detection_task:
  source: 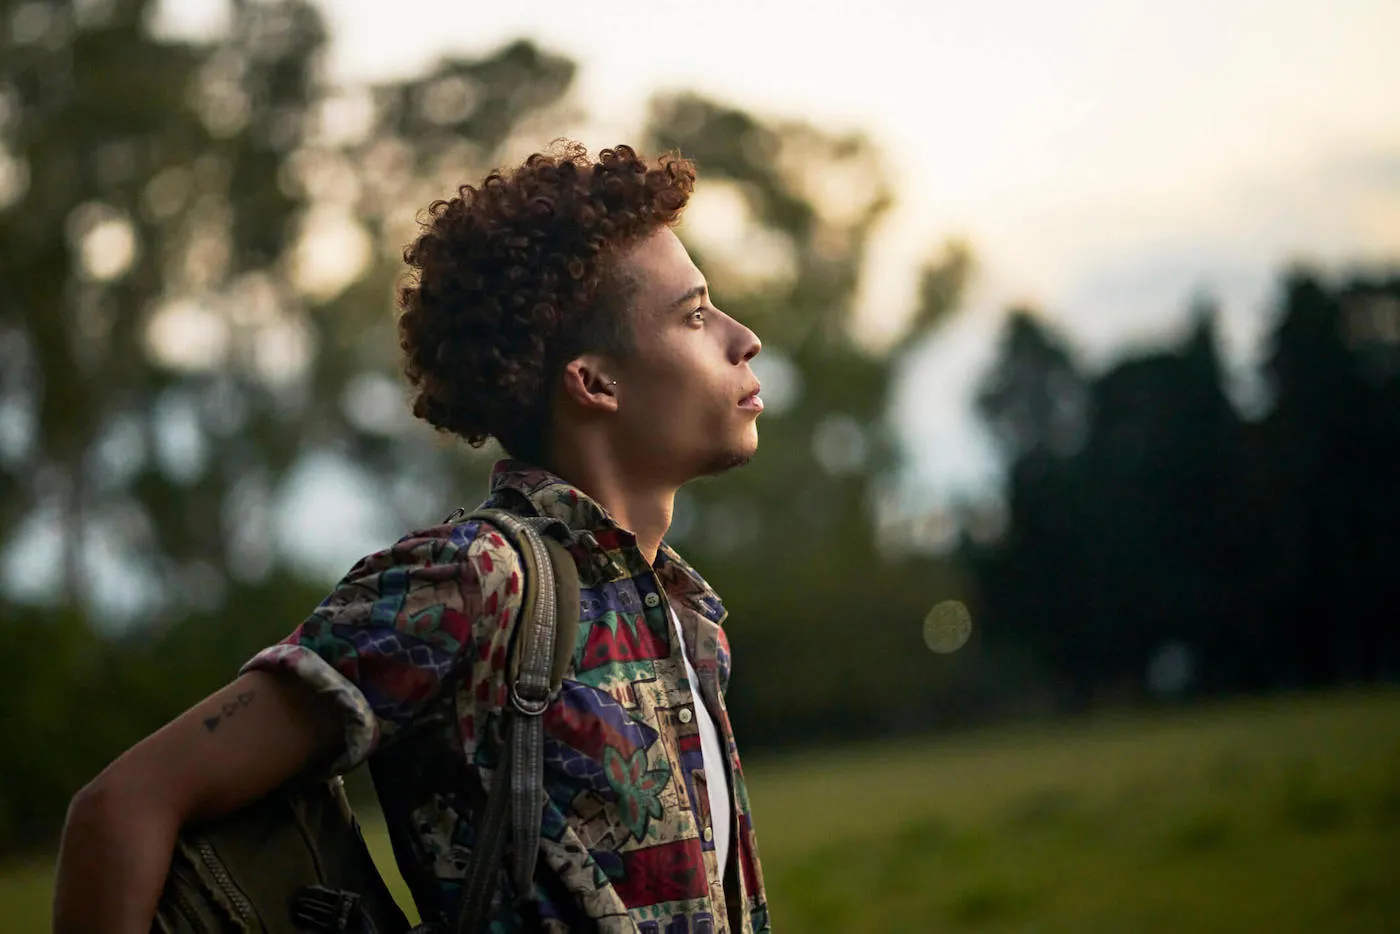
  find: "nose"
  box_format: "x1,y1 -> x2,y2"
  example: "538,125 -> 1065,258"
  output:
736,322 -> 761,364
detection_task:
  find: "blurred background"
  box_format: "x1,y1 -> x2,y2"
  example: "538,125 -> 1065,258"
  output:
2,0 -> 1398,930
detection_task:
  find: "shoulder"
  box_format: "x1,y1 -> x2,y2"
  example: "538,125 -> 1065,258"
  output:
341,515 -> 523,581
451,516 -> 525,617
304,516 -> 526,640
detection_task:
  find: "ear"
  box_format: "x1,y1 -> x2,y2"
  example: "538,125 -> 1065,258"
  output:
560,356 -> 619,413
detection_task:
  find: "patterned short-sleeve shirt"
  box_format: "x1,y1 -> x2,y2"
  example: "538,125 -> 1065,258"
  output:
242,460 -> 771,933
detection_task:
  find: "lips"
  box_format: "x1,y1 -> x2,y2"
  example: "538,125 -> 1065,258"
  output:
738,383 -> 763,412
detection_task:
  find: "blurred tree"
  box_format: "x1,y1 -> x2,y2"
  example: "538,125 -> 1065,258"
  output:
0,0 -> 338,842
969,270 -> 1400,709
971,312 -> 1092,704
0,1 -> 577,628
0,0 -> 577,850
976,309 -> 1088,462
1074,310 -> 1237,698
1252,271 -> 1400,685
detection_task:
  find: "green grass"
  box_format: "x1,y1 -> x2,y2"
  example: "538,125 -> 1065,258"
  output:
746,689 -> 1400,933
9,689 -> 1400,932
0,859 -> 53,933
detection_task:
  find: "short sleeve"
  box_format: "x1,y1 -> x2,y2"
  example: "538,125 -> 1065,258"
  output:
241,518 -> 524,775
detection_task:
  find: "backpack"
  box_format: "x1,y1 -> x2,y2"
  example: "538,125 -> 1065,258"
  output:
153,510 -> 581,934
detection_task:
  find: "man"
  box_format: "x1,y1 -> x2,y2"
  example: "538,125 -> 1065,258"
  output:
53,143 -> 771,933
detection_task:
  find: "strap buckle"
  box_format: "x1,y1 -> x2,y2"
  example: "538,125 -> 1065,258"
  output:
509,682 -> 550,716
290,885 -> 361,933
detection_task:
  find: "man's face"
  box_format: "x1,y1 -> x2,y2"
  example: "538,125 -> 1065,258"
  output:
609,227 -> 764,483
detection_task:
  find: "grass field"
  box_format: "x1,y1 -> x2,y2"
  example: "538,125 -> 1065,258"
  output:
5,689 -> 1398,932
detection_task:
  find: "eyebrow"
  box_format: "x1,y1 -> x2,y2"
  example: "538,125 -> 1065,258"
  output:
668,284 -> 708,309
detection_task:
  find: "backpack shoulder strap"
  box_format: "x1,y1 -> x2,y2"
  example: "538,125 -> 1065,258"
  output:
452,508 -> 579,933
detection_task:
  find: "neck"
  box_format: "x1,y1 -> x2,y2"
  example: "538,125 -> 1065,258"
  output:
543,445 -> 676,565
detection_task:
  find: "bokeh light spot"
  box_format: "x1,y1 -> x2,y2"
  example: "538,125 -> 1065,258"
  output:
924,600 -> 972,654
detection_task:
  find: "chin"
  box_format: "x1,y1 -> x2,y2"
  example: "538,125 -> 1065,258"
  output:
700,434 -> 758,477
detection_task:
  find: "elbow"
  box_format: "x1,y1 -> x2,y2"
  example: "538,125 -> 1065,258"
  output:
65,765 -> 171,839
57,775 -> 130,892
55,772 -> 183,934
63,773 -> 130,842
70,762 -> 136,815
58,767 -> 182,875
70,771 -> 118,813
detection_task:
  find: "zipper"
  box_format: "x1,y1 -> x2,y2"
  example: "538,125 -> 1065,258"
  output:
194,837 -> 257,925
172,885 -> 213,934
160,857 -> 218,934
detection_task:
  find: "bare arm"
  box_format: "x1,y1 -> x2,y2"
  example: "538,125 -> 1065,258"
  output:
52,670 -> 343,934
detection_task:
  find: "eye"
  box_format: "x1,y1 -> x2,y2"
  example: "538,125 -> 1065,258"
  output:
689,308 -> 706,325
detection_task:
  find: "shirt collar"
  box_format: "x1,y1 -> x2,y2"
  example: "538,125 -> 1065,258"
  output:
487,459 -> 727,626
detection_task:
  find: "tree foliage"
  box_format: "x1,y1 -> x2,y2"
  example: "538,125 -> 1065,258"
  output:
969,271 -> 1400,705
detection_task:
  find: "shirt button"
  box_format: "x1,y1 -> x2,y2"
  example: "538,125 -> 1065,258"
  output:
644,592 -> 661,608
678,708 -> 693,724
703,827 -> 713,843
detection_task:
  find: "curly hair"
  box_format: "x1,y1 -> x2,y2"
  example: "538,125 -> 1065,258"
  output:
397,141 -> 696,462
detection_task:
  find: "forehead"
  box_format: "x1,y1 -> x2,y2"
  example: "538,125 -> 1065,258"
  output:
614,228 -> 703,309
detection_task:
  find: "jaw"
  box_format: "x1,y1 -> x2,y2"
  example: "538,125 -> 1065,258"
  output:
698,447 -> 755,478
618,402 -> 759,482
696,422 -> 758,477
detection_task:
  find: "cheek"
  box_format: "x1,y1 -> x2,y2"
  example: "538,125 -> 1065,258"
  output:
630,374 -> 721,445
623,340 -> 731,434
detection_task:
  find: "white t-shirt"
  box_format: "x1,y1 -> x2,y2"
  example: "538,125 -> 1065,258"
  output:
668,605 -> 731,878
